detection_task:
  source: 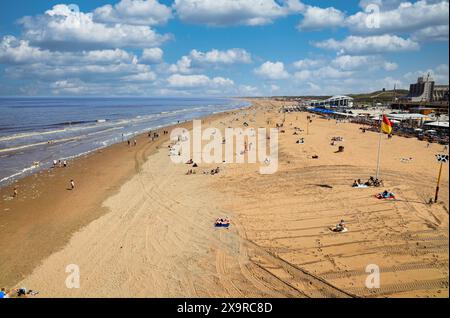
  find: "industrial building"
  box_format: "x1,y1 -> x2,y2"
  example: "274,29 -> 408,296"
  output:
404,74 -> 449,102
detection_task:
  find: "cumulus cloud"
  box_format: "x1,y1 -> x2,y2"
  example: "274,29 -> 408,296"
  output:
332,55 -> 398,71
167,74 -> 234,88
122,71 -> 157,82
0,36 -> 138,66
7,63 -> 152,81
314,34 -> 420,54
412,24 -> 449,42
168,56 -> 193,74
298,6 -> 345,30
167,48 -> 252,74
173,0 -> 304,26
140,48 -> 164,64
403,63 -> 449,84
238,85 -> 261,96
18,4 -> 171,50
0,36 -> 51,64
348,1 -> 449,37
293,58 -> 323,69
93,0 -> 172,26
189,48 -> 252,65
254,61 -> 290,79
293,70 -> 312,81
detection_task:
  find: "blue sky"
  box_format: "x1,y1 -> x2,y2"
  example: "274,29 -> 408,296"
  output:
0,0 -> 448,96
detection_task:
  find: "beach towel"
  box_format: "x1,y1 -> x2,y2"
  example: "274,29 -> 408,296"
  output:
215,223 -> 230,228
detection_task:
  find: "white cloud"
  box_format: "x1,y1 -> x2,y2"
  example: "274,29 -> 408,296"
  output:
403,63 -> 449,84
314,34 -> 420,54
50,79 -> 85,94
122,71 -> 157,82
298,6 -> 345,30
238,85 -> 260,96
0,36 -> 50,64
173,0 -> 304,26
167,48 -> 252,74
383,61 -> 398,71
254,61 -> 290,79
412,24 -> 449,42
332,55 -> 397,71
83,49 -> 137,64
270,84 -> 280,91
168,56 -> 193,74
358,0 -> 404,10
189,48 -> 252,65
314,66 -> 353,79
7,63 -> 152,81
141,48 -> 164,64
0,36 -> 138,66
293,58 -> 322,69
167,74 -> 234,88
347,1 -> 449,37
93,0 -> 172,26
19,4 -> 171,50
294,70 -> 312,81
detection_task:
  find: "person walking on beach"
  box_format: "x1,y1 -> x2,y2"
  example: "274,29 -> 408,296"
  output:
13,187 -> 18,198
134,139 -> 137,147
127,140 -> 131,147
63,160 -> 67,167
70,179 -> 75,190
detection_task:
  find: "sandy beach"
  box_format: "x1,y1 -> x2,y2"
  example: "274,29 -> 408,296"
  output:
0,99 -> 448,298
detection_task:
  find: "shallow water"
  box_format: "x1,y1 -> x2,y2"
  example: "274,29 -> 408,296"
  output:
0,97 -> 249,186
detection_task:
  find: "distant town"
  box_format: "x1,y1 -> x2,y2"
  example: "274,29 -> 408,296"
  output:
275,75 -> 449,145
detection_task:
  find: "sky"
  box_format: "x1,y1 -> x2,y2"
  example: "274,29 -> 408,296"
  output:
0,0 -> 448,97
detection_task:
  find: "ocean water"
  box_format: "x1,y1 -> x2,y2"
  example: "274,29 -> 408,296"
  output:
0,97 -> 249,186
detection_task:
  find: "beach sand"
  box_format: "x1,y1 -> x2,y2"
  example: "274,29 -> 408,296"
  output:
1,99 -> 448,297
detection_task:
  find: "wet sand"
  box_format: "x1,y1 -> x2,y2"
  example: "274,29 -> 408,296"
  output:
1,99 -> 448,297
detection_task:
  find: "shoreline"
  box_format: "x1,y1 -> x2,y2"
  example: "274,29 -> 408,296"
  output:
0,103 -> 251,288
0,99 -> 250,189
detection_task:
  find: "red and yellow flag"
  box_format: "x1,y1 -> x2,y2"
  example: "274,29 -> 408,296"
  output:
381,115 -> 393,134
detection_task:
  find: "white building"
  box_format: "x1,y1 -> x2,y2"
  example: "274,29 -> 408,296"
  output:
310,95 -> 354,108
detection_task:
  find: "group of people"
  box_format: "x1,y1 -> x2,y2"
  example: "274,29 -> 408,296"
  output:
353,176 -> 383,188
0,287 -> 38,298
215,218 -> 230,228
53,159 -> 68,168
204,167 -> 220,175
127,139 -> 137,147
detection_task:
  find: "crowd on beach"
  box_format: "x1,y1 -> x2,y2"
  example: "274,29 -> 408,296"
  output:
0,287 -> 38,298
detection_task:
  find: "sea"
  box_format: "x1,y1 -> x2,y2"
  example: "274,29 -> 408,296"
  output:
0,97 -> 249,187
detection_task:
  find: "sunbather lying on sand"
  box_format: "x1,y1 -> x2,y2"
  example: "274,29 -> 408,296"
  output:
330,219 -> 347,233
352,179 -> 368,188
375,190 -> 396,199
215,218 -> 231,228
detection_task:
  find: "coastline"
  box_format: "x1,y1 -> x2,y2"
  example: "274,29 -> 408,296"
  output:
0,98 -> 250,188
0,104 -> 250,288
1,98 -> 448,297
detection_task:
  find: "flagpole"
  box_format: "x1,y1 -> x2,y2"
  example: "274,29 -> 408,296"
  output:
375,111 -> 384,179
434,161 -> 444,203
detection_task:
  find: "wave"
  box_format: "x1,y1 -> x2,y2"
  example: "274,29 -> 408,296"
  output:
0,106 -> 220,142
0,165 -> 39,184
